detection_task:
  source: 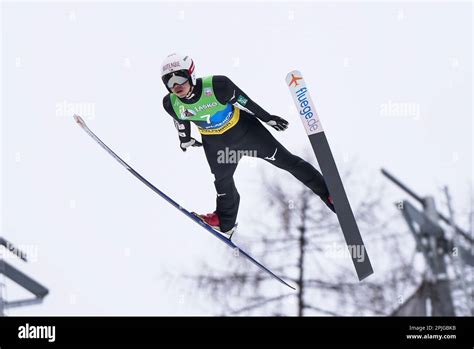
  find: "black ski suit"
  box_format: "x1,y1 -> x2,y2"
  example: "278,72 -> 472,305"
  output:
163,75 -> 333,232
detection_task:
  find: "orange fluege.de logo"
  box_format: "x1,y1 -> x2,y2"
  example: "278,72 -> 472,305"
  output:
288,73 -> 303,87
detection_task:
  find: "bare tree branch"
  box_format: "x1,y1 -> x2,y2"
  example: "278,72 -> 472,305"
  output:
173,160 -> 466,316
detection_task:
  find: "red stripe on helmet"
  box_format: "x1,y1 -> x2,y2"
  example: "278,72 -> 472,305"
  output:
188,60 -> 195,74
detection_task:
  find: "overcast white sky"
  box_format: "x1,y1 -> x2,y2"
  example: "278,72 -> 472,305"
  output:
1,1 -> 471,315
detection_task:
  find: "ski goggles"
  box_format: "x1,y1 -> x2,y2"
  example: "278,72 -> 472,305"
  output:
162,72 -> 189,89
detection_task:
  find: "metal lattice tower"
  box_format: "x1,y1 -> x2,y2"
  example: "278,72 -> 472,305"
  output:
382,169 -> 473,316
0,237 -> 49,316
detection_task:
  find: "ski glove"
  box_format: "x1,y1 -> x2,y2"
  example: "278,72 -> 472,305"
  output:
180,138 -> 202,152
266,115 -> 289,131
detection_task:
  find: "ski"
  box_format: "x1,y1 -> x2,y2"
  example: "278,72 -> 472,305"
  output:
285,71 -> 374,281
73,114 -> 295,290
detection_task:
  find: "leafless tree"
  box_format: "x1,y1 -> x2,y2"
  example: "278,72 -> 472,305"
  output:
171,160 -> 469,316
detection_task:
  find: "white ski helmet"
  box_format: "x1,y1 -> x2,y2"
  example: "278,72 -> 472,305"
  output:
161,53 -> 196,91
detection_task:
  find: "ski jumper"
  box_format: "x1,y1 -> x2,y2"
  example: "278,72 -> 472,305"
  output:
163,75 -> 331,232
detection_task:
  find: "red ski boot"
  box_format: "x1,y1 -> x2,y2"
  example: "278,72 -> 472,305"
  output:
192,211 -> 237,238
